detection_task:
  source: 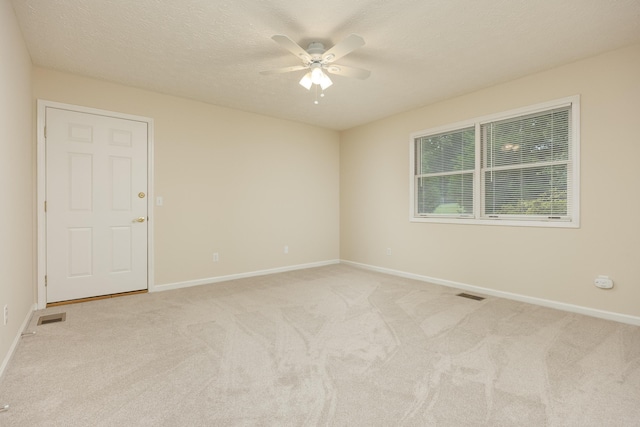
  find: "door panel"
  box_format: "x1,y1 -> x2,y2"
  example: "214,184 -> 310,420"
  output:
110,226 -> 132,273
69,153 -> 93,211
46,107 -> 148,302
110,156 -> 132,211
68,228 -> 93,277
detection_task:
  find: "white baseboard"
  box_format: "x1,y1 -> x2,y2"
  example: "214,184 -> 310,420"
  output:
0,303 -> 36,380
153,259 -> 341,293
341,260 -> 640,326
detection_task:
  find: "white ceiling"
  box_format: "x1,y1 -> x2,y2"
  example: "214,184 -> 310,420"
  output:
10,0 -> 640,130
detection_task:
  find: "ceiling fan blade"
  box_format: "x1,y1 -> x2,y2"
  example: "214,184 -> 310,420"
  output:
322,34 -> 365,62
260,65 -> 308,75
325,64 -> 371,80
271,35 -> 311,62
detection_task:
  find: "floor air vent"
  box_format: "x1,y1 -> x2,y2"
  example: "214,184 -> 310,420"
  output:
456,293 -> 485,301
37,313 -> 66,325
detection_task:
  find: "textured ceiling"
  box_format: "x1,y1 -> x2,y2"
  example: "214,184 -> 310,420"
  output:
10,0 -> 640,130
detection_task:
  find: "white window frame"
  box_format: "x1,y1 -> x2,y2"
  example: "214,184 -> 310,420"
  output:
409,96 -> 580,228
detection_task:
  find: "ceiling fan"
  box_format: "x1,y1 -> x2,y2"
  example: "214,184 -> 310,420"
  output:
260,34 -> 371,92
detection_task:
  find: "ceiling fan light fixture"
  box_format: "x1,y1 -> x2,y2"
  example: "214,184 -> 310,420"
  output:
299,72 -> 312,90
310,66 -> 324,84
320,73 -> 333,90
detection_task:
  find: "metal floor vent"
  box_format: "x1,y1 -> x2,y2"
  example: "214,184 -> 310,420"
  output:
456,292 -> 486,301
37,313 -> 66,325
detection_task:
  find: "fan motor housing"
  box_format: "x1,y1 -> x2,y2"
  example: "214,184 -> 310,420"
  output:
306,42 -> 326,59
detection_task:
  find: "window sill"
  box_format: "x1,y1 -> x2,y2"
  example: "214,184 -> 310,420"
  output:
410,216 -> 580,228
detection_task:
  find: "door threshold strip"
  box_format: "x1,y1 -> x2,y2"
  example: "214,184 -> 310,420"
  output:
46,289 -> 148,307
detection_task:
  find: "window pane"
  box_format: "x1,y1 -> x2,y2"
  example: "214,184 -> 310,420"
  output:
417,173 -> 473,215
483,108 -> 569,168
484,164 -> 568,216
418,127 -> 475,174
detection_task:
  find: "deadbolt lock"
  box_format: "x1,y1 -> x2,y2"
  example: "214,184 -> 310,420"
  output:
138,192 -> 146,198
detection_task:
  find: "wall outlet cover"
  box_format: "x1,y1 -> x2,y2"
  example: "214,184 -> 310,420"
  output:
594,275 -> 613,289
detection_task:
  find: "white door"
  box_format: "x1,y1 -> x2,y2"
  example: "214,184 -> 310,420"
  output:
45,107 -> 148,303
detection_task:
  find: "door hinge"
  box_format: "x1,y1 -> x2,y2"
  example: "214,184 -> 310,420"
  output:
44,201 -> 47,212
44,126 -> 47,139
45,275 -> 48,286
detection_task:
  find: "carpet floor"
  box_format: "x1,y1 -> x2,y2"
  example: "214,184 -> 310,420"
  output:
1,264 -> 639,426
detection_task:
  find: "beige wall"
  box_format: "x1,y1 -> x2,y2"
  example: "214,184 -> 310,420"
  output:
340,43 -> 640,317
0,0 -> 34,369
33,68 -> 340,286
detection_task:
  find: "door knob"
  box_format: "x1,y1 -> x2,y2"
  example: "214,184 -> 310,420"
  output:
134,217 -> 145,223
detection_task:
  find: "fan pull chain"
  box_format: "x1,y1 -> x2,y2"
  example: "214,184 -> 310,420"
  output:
312,86 -> 327,105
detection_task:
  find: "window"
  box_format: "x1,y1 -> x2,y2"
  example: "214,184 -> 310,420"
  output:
410,96 -> 579,227
414,127 -> 475,217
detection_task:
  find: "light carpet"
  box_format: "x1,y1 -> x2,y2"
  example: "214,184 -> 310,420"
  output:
1,264 -> 639,426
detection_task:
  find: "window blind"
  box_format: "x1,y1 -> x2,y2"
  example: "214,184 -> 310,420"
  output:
481,107 -> 571,219
415,127 -> 475,216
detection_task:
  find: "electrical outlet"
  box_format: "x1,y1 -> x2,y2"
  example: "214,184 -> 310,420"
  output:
594,275 -> 613,289
3,305 -> 7,326
284,245 -> 289,254
213,252 -> 219,262
386,248 -> 392,256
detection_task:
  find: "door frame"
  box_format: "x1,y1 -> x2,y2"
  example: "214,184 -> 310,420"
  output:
36,100 -> 155,309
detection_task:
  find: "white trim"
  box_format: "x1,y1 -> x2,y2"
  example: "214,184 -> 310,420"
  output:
36,100 -> 155,309
0,304 -> 36,379
154,260 -> 341,292
37,102 -> 46,309
570,97 -> 581,227
409,217 -> 578,228
341,260 -> 640,326
146,119 -> 156,293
